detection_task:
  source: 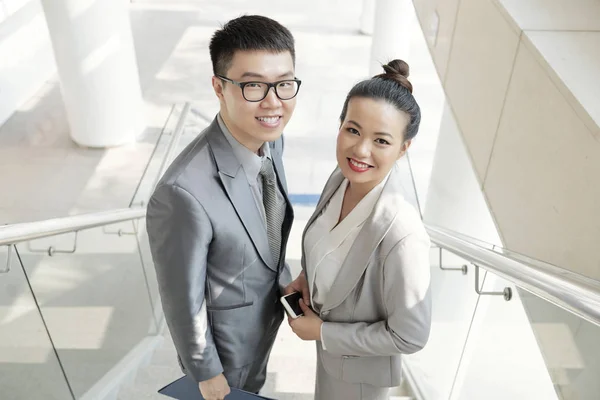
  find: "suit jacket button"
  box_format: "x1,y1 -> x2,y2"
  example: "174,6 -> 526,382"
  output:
321,311 -> 329,317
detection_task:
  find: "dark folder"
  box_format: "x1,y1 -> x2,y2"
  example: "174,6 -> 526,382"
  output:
158,376 -> 275,400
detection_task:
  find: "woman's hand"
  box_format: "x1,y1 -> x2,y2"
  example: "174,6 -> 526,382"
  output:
289,299 -> 323,341
284,271 -> 310,306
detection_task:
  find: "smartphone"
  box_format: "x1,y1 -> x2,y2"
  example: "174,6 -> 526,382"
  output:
280,291 -> 304,319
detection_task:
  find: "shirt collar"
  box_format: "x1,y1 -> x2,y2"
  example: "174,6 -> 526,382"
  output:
328,171 -> 390,228
217,113 -> 271,183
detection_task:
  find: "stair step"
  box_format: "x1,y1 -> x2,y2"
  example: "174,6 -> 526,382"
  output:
148,345 -> 178,366
114,325 -> 415,400
117,383 -> 166,400
132,364 -> 182,391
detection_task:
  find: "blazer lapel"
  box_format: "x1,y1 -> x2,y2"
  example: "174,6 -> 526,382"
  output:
270,139 -> 292,219
270,142 -> 288,193
300,168 -> 346,274
270,140 -> 294,266
207,123 -> 276,271
322,166 -> 403,311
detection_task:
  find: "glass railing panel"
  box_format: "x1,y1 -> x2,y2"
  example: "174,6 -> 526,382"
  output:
130,103 -> 207,209
450,272 -> 559,400
397,138 -> 478,399
129,104 -> 182,208
0,245 -> 74,400
520,287 -> 600,399
14,220 -> 157,398
396,155 -> 423,216
403,248 -> 479,399
127,103 -> 206,332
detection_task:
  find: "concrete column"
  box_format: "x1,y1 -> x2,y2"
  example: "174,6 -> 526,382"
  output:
369,0 -> 414,76
40,0 -> 144,147
359,0 -> 375,35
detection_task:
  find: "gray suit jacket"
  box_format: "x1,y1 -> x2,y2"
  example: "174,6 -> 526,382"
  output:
303,165 -> 431,388
146,117 -> 294,382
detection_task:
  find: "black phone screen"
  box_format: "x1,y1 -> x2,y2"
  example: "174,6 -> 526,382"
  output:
283,292 -> 303,316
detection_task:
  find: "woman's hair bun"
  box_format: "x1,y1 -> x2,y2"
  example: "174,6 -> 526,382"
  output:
378,59 -> 413,93
383,59 -> 409,78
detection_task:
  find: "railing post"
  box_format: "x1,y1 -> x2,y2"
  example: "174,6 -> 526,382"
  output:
1,245 -> 13,273
438,246 -> 468,274
474,264 -> 512,301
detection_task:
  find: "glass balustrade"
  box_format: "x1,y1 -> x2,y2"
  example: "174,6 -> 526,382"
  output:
0,104 -> 188,399
0,244 -> 74,399
14,221 -> 157,398
403,246 -> 600,400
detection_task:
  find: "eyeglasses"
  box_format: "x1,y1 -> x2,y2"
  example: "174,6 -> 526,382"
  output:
216,75 -> 302,102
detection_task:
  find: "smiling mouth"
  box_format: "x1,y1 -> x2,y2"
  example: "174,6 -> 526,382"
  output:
348,158 -> 374,169
256,116 -> 282,124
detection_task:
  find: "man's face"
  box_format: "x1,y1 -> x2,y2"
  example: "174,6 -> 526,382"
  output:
212,50 -> 297,152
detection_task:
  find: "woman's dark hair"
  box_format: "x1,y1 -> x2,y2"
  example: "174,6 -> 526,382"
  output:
339,59 -> 421,141
209,15 -> 295,76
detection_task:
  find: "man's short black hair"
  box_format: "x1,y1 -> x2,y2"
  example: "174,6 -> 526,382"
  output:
209,15 -> 295,76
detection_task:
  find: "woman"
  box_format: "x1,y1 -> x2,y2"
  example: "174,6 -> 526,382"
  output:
285,59 -> 432,400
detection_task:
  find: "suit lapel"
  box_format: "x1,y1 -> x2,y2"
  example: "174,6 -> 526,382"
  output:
300,168 -> 346,275
270,139 -> 291,218
321,166 -> 402,311
207,123 -> 276,271
271,144 -> 288,193
270,140 -> 294,265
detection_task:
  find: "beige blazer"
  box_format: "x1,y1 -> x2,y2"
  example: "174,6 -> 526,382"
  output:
302,165 -> 432,388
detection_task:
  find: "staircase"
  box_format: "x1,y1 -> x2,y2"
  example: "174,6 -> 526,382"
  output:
116,329 -> 182,399
114,325 -> 414,399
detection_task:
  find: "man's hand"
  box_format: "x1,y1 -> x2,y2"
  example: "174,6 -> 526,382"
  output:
284,271 -> 310,306
199,373 -> 230,400
289,299 -> 323,341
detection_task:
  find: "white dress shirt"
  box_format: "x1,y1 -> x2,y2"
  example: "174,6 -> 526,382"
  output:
304,174 -> 389,348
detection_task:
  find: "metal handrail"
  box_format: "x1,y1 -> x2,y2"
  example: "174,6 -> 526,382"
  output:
3,210 -> 598,330
0,208 -> 146,246
404,146 -> 600,327
427,225 -> 600,328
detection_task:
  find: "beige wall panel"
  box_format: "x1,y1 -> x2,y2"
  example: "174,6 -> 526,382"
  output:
444,0 -> 520,181
484,42 -> 600,280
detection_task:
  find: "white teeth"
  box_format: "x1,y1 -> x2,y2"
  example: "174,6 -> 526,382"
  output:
350,159 -> 370,168
257,116 -> 279,124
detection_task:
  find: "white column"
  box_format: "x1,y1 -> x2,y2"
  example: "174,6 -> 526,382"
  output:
359,0 -> 375,35
40,0 -> 144,147
369,0 -> 415,76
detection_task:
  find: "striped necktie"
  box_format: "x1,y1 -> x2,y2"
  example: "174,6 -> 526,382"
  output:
259,158 -> 285,266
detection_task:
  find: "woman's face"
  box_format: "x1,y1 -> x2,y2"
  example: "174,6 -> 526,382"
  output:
336,97 -> 411,191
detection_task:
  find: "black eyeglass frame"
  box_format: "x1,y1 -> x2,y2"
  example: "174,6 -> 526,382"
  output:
216,75 -> 302,102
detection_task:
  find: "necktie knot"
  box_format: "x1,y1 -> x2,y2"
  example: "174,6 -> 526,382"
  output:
260,158 -> 276,184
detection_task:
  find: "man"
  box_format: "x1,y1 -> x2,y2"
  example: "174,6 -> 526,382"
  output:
146,15 -> 299,400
